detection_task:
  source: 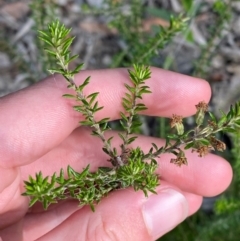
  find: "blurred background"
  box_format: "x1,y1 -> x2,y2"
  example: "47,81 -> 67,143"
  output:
1,0 -> 240,240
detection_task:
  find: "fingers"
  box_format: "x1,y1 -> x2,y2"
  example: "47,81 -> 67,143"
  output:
135,135 -> 233,197
69,67 -> 211,118
0,67 -> 211,168
22,200 -> 82,241
27,182 -> 202,241
0,220 -> 23,241
0,168 -> 28,229
21,127 -> 232,198
0,168 -> 17,192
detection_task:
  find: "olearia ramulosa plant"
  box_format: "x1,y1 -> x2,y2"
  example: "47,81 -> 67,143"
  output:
22,20 -> 240,211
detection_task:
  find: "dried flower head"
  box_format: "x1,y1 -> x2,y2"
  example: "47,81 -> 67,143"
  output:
195,101 -> 208,112
195,101 -> 208,126
208,120 -> 218,129
210,137 -> 226,152
196,145 -> 213,157
170,150 -> 188,167
170,114 -> 184,135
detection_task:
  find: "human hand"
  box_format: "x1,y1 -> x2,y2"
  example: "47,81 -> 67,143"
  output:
0,67 -> 232,241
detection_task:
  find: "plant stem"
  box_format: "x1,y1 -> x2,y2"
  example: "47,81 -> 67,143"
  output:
54,47 -> 116,159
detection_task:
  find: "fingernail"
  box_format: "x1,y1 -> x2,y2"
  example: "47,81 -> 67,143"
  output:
142,188 -> 188,239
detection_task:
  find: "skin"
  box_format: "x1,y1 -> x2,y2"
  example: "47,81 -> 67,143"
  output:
0,67 -> 232,241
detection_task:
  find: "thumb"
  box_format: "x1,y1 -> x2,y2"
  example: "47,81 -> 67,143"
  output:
37,183 -> 197,241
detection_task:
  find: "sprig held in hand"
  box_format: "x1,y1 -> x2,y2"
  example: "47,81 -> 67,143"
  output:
23,20 -> 240,211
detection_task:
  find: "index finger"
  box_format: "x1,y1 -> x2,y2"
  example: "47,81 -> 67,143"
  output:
0,67 -> 211,168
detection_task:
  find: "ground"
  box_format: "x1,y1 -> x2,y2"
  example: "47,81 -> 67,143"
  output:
1,1 -> 240,113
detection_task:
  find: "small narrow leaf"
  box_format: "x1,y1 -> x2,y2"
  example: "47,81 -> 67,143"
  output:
78,76 -> 91,92
64,54 -> 79,65
73,63 -> 84,73
198,138 -> 210,146
127,136 -> 138,144
29,197 -> 39,207
80,120 -> 93,126
62,94 -> 76,99
48,69 -> 65,75
184,142 -> 195,150
151,143 -> 159,151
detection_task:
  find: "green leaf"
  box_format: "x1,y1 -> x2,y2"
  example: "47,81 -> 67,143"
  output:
62,38 -> 75,54
77,165 -> 90,180
89,203 -> 95,212
38,30 -> 48,37
222,127 -> 237,133
78,76 -> 91,92
49,173 -> 57,187
167,134 -> 179,139
119,120 -> 127,130
48,69 -> 65,75
218,115 -> 227,127
87,92 -> 99,106
124,83 -> 135,94
25,182 -> 35,190
64,54 -> 79,65
118,132 -> 125,141
102,147 -> 109,155
36,172 -> 43,183
113,148 -> 117,156
227,109 -> 233,120
39,36 -> 54,47
44,48 -> 57,57
235,120 -> 240,125
94,106 -> 104,112
105,136 -> 113,145
73,63 -> 84,73
91,130 -> 99,136
81,98 -> 89,106
29,175 -> 36,184
98,117 -> 110,124
91,100 -> 98,110
67,165 -> 77,178
43,199 -> 49,210
127,136 -> 138,144
62,94 -> 76,99
184,142 -> 194,150
80,120 -> 93,126
73,105 -> 83,112
208,111 -> 217,123
151,143 -> 159,151
120,112 -> 128,121
128,70 -> 138,85
139,88 -> 151,95
135,103 -> 148,111
198,138 -> 210,146
29,197 -> 39,207
181,0 -> 193,11
100,122 -> 109,131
